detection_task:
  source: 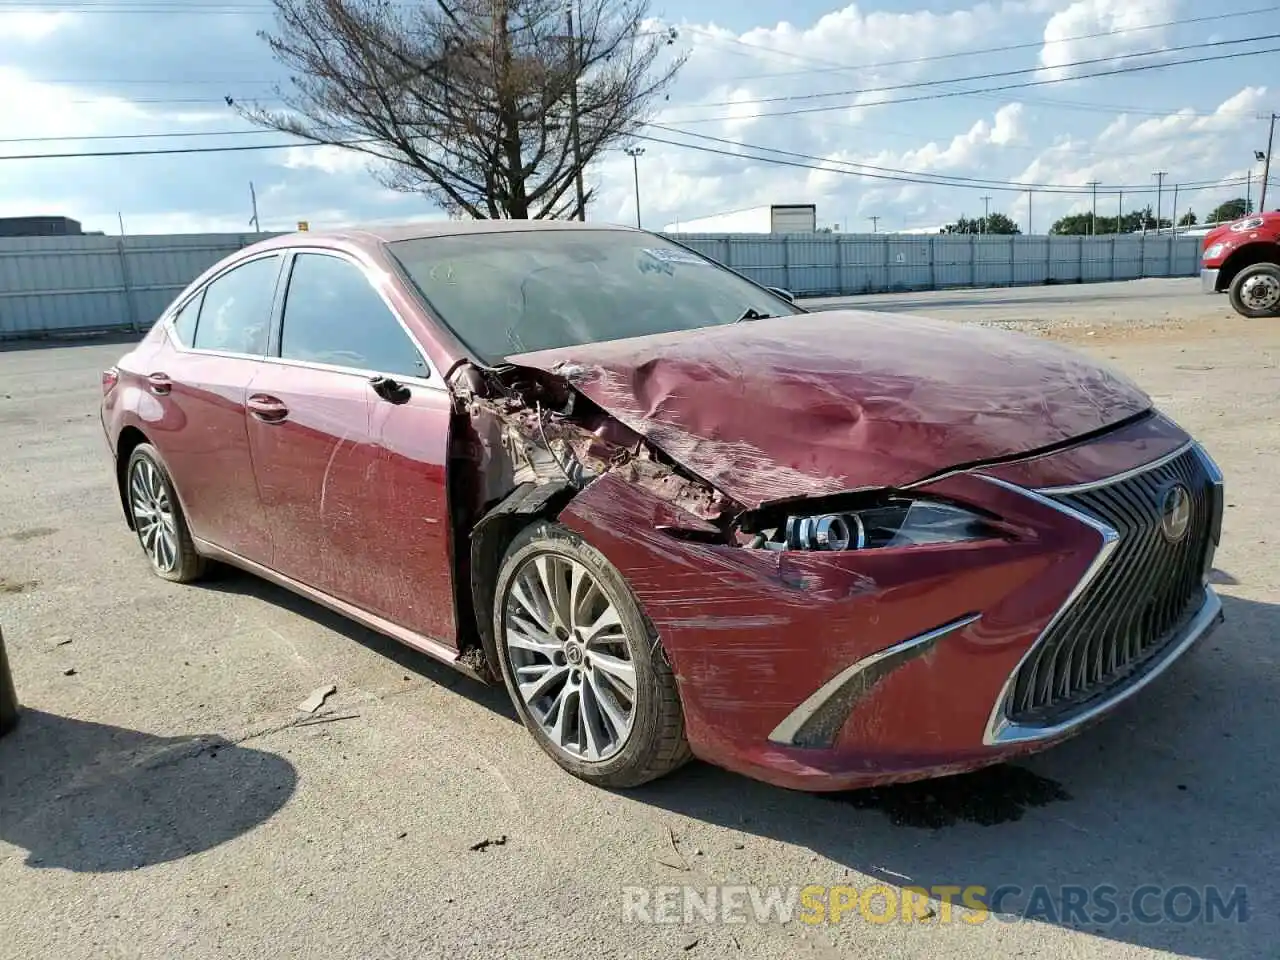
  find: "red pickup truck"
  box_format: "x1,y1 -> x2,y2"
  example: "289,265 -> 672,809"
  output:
1201,211 -> 1280,318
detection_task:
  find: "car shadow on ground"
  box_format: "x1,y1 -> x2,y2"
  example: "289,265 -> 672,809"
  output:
0,710 -> 297,872
635,593 -> 1278,958
192,568 -> 518,722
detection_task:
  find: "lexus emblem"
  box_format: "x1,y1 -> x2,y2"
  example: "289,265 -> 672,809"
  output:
1159,483 -> 1192,543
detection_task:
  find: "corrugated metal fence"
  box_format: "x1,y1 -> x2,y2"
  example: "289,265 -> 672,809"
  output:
675,232 -> 1202,295
0,229 -> 1201,341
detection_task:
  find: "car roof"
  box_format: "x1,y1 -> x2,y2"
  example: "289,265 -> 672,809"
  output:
258,219 -> 643,249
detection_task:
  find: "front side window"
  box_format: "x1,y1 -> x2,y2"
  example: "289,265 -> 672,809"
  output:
278,253 -> 427,379
386,230 -> 801,365
191,255 -> 280,355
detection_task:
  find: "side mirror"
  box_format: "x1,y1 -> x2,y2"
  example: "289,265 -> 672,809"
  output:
767,286 -> 795,303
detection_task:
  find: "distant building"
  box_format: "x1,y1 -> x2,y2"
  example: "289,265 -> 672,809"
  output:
664,204 -> 817,234
0,216 -> 84,238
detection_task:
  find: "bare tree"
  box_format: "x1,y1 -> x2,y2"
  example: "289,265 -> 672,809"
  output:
233,0 -> 683,219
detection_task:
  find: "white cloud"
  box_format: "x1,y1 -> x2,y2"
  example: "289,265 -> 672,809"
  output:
0,11 -> 74,42
1037,0 -> 1179,82
279,144 -> 374,176
0,0 -> 1273,236
896,103 -> 1027,170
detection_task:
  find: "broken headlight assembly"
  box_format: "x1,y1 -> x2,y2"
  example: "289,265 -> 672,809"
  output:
744,497 -> 1000,552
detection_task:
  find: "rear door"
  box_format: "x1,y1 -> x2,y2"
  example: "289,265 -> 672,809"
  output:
151,252 -> 282,563
246,249 -> 458,645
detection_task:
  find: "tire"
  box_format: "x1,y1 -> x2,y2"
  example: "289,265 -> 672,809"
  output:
492,521 -> 691,788
124,443 -> 206,583
1227,262 -> 1280,318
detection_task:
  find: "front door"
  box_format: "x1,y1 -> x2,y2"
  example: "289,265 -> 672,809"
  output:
246,250 -> 458,645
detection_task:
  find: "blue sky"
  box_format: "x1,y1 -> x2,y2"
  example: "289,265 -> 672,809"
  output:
0,0 -> 1275,235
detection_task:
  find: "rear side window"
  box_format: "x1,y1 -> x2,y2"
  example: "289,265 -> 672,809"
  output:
170,291 -> 203,347
191,255 -> 280,356
278,253 -> 426,378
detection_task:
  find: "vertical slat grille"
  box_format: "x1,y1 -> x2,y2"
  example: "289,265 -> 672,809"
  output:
1008,447 -> 1217,724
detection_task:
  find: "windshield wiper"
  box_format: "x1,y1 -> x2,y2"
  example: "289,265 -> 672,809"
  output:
735,307 -> 773,323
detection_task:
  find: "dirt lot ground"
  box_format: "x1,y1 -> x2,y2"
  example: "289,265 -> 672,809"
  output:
1,278 -> 1276,960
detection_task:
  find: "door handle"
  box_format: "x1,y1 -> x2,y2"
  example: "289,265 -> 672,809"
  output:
147,372 -> 172,396
247,393 -> 289,423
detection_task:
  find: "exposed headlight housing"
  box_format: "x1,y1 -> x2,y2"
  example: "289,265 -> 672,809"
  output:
1203,242 -> 1225,260
749,497 -> 999,551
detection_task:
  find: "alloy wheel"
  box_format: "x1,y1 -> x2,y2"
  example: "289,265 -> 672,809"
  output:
502,554 -> 637,762
129,458 -> 178,573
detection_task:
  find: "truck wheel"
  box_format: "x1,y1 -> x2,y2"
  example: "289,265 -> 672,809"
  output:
1228,262 -> 1280,318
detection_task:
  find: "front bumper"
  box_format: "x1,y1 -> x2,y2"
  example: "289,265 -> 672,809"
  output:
558,429 -> 1226,792
1201,267 -> 1221,293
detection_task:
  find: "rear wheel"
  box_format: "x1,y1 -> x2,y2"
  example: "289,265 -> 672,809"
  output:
125,444 -> 205,583
1228,262 -> 1280,318
493,522 -> 691,788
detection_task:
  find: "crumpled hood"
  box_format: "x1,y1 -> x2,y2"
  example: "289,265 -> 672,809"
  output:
506,309 -> 1151,508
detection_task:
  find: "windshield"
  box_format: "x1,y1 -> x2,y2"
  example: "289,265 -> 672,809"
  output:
386,229 -> 801,364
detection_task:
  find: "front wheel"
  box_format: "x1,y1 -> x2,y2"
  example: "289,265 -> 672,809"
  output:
1228,262 -> 1280,318
492,522 -> 691,788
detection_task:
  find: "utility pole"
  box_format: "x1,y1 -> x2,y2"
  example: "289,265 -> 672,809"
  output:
1260,112 -> 1277,212
980,195 -> 991,234
1171,183 -> 1179,232
1087,180 -> 1100,235
624,146 -> 644,228
249,181 -> 260,232
869,215 -> 880,232
565,3 -> 586,220
1117,189 -> 1123,234
1246,168 -> 1253,214
1026,190 -> 1033,235
1153,171 -> 1167,234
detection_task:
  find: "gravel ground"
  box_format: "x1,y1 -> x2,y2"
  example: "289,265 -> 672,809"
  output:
1,278 -> 1277,960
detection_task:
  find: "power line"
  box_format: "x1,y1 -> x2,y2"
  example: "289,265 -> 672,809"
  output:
631,131 -> 1263,197
0,138 -> 379,161
0,128 -> 284,144
697,5 -> 1280,83
674,36 -> 1280,114
2,121 -> 1271,205
665,46 -> 1280,124
639,124 -> 1262,194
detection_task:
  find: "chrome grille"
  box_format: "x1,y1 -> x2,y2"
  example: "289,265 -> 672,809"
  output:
1007,446 -> 1220,725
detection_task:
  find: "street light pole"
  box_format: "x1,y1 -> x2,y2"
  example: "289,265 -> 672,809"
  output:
1260,113 -> 1277,212
980,195 -> 991,235
1153,170 -> 1167,234
624,146 -> 644,228
1087,180 -> 1100,235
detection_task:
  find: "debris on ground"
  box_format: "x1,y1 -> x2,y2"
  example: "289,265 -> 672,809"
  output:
469,835 -> 508,852
297,683 -> 337,714
681,935 -> 700,951
62,667 -> 77,677
293,712 -> 359,728
654,825 -> 691,871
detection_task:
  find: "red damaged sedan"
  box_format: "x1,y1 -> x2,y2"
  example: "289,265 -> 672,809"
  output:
101,221 -> 1225,791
